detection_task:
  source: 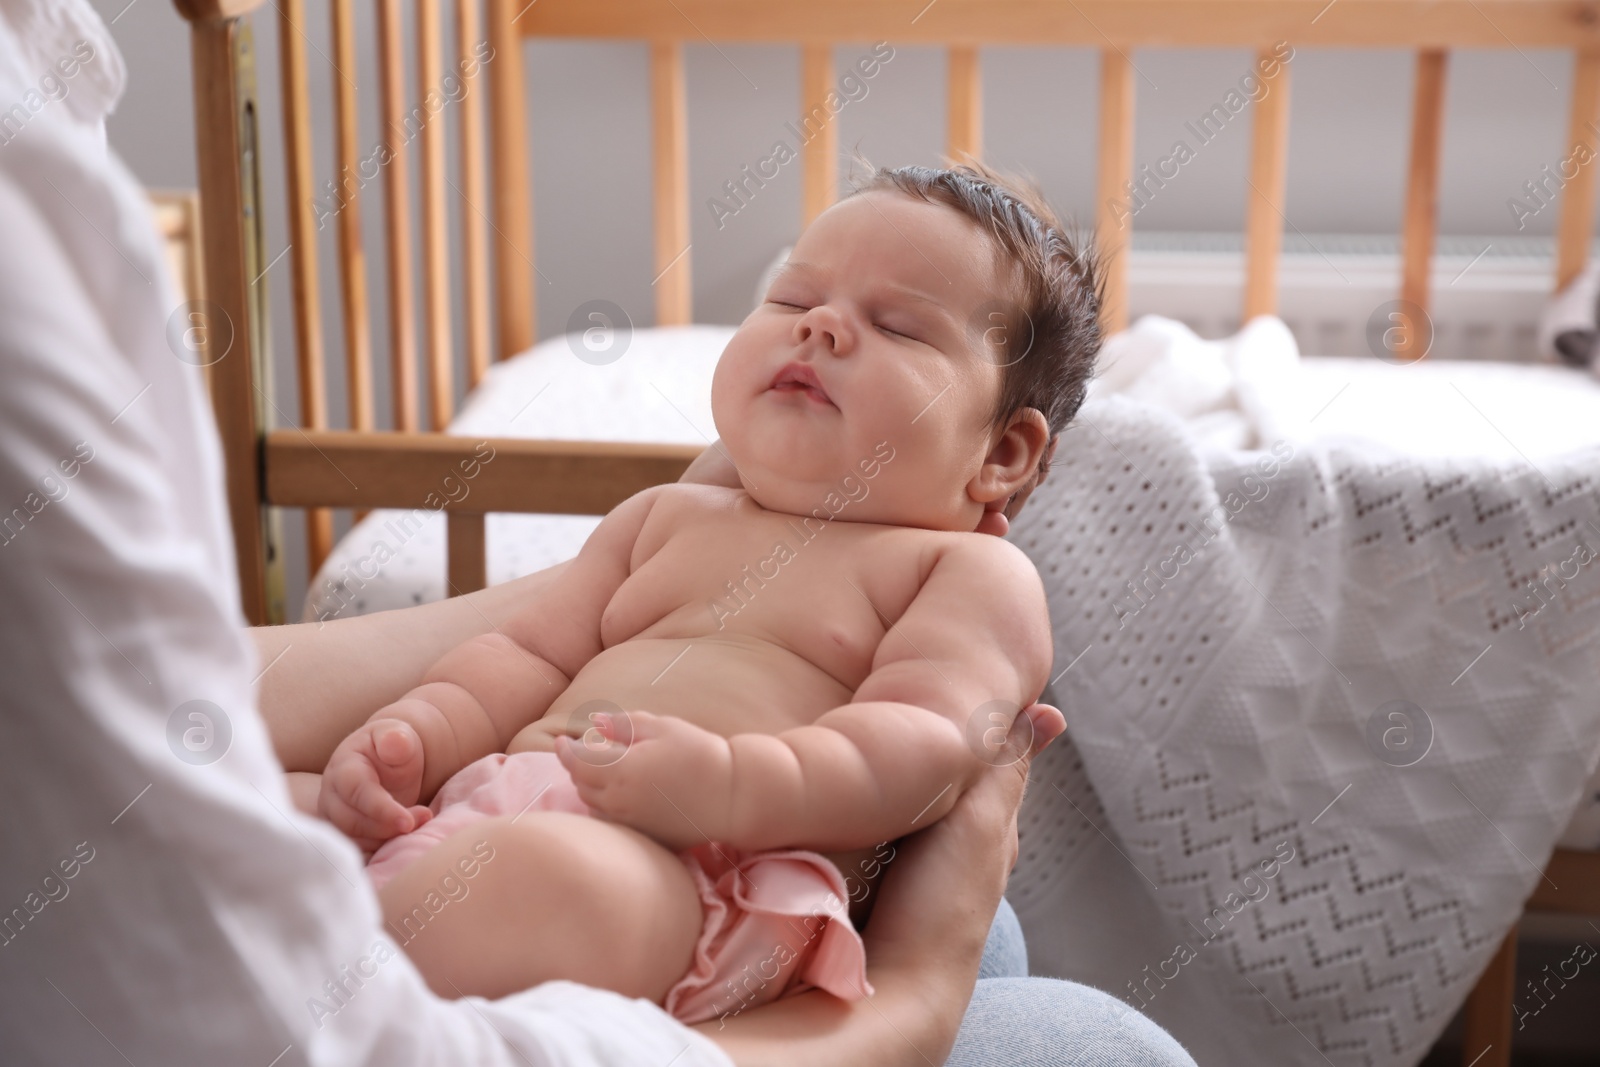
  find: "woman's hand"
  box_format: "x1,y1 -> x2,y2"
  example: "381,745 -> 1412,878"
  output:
680,441 -> 744,489
863,701 -> 1066,995
696,702 -> 1066,1066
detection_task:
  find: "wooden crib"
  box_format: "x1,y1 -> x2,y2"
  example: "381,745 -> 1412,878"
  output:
169,1 -> 1600,1062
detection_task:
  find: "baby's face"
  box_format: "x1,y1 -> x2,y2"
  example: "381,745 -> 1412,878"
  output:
711,192 -> 1017,531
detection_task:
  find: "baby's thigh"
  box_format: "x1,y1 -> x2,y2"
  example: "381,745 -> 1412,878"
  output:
377,812 -> 702,1003
285,771 -> 322,818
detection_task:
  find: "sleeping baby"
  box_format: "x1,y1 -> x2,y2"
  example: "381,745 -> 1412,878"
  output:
311,161 -> 1102,1024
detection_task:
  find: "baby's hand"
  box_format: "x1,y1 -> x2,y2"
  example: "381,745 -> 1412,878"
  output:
554,710 -> 734,851
318,715 -> 434,854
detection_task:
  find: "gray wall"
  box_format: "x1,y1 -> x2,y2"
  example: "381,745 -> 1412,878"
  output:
89,0 -> 1579,616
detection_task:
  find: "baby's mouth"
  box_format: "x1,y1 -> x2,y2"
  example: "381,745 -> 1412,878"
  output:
770,362 -> 835,408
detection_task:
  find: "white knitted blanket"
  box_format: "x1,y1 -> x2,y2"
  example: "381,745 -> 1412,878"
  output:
1006,396 -> 1600,1067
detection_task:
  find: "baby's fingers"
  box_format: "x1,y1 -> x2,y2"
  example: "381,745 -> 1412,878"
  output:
554,717 -> 633,776
553,734 -> 616,787
329,760 -> 415,836
320,789 -> 404,849
367,719 -> 427,807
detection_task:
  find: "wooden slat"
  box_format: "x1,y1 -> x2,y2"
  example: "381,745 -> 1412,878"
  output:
1095,48 -> 1135,335
446,512 -> 488,592
800,44 -> 836,227
514,1 -> 1600,48
1459,926 -> 1517,1067
330,0 -> 375,433
651,41 -> 692,326
488,0 -> 535,359
175,0 -> 268,18
377,0 -> 420,430
264,431 -> 701,512
947,46 -> 981,162
1527,848 -> 1600,914
1556,48 -> 1600,291
418,0 -> 453,429
187,16 -> 278,624
277,0 -> 334,572
1242,46 -> 1291,321
1398,48 -> 1447,360
458,0 -> 493,387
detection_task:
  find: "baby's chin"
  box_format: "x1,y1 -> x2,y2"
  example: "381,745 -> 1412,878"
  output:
721,427 -> 862,488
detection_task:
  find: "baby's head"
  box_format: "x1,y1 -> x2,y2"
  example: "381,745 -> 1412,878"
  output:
711,161 -> 1102,532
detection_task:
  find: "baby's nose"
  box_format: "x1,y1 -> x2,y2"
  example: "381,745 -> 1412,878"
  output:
794,305 -> 852,353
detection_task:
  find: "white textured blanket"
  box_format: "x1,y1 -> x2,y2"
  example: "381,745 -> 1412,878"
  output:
1006,395 -> 1600,1067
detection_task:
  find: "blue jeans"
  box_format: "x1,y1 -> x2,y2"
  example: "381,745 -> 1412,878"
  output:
946,900 -> 1197,1066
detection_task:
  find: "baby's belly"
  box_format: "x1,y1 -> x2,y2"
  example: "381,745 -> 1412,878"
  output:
507,634 -> 882,921
510,633 -> 853,751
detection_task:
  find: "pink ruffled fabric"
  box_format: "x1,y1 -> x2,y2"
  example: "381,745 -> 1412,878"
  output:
363,751 -> 871,1023
364,751 -> 589,891
665,842 -> 873,1024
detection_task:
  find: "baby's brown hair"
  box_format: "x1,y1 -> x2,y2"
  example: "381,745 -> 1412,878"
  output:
850,160 -> 1103,485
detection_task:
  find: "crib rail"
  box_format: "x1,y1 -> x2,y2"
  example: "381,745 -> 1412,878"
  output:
174,0 -> 1600,621
262,433 -> 699,513
263,433 -> 700,593
516,1 -> 1600,46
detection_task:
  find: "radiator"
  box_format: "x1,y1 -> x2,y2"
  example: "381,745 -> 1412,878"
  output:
1125,233 -> 1563,363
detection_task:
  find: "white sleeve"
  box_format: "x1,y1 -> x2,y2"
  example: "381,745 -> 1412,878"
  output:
0,14 -> 732,1067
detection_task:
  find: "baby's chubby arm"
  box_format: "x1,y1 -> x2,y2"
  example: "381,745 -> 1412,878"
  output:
317,486 -> 664,850
560,535 -> 1053,853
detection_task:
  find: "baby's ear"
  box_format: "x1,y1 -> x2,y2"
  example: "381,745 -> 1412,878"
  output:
1005,434 -> 1060,519
969,409 -> 1050,509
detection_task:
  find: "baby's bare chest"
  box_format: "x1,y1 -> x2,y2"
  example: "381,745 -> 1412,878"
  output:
600,500 -> 935,688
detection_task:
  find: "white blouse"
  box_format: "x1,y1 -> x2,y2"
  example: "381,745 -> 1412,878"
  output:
0,2 -> 732,1063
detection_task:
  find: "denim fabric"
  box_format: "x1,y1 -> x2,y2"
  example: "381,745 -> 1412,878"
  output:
948,901 -> 1198,1067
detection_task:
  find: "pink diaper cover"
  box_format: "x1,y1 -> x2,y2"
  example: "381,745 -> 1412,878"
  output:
365,751 -> 872,1024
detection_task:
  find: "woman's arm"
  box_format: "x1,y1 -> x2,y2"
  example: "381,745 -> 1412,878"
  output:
696,703 -> 1066,1066
257,563 -> 571,773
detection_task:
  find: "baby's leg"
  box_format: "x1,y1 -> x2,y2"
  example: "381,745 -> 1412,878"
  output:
286,771 -> 322,817
377,812 -> 703,1003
